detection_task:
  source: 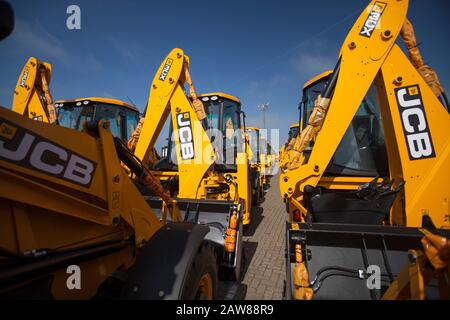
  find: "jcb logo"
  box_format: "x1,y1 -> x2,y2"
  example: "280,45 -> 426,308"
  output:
360,2 -> 386,38
159,58 -> 173,81
20,68 -> 29,88
395,85 -> 435,160
0,119 -> 97,186
176,112 -> 195,160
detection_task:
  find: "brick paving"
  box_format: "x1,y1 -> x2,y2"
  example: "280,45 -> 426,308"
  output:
241,173 -> 286,300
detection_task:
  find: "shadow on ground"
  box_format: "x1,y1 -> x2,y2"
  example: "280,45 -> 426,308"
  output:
240,240 -> 258,280
218,281 -> 247,300
218,240 -> 258,300
243,206 -> 264,237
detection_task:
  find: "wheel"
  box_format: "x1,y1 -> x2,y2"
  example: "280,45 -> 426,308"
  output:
181,243 -> 218,300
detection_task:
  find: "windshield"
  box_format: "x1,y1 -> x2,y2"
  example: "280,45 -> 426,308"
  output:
301,76 -> 388,176
246,129 -> 259,163
57,102 -> 139,141
204,98 -> 241,134
162,96 -> 242,170
288,126 -> 299,142
204,97 -> 242,167
260,139 -> 269,154
58,105 -> 95,132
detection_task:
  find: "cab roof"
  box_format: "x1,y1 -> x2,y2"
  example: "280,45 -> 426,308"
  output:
198,92 -> 240,104
246,126 -> 260,131
55,97 -> 139,113
303,70 -> 333,89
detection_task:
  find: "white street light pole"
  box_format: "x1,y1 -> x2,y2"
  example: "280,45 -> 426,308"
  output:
258,103 -> 269,129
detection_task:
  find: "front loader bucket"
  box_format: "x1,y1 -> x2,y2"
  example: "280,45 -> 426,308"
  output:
145,196 -> 243,280
287,223 -> 450,300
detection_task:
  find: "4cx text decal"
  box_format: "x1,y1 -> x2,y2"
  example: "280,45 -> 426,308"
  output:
159,58 -> 173,81
176,112 -> 195,160
0,118 -> 97,187
20,68 -> 29,87
360,2 -> 387,38
395,85 -> 435,160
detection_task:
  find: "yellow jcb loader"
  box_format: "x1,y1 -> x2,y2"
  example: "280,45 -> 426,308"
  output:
245,126 -> 266,205
133,87 -> 254,232
11,57 -> 162,164
281,0 -> 450,300
0,47 -> 248,298
279,123 -> 299,170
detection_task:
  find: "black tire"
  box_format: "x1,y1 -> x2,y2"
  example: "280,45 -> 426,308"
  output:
181,243 -> 218,300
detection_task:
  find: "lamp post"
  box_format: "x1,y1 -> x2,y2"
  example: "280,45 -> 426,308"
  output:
258,102 -> 269,129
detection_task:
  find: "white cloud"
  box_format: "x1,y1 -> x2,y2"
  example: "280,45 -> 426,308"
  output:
84,53 -> 105,72
290,53 -> 335,79
246,74 -> 290,101
12,18 -> 70,65
107,36 -> 146,64
10,18 -> 105,73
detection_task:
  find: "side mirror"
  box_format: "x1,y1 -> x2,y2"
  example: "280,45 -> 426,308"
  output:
0,1 -> 14,41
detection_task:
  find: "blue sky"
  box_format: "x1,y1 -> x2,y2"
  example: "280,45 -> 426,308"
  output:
0,0 -> 449,146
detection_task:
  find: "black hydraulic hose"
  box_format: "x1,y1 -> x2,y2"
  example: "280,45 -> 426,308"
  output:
361,236 -> 377,300
232,181 -> 238,202
312,269 -> 393,294
312,271 -> 363,294
113,137 -> 145,179
0,239 -> 133,287
296,59 -> 341,134
321,58 -> 341,100
381,236 -> 394,282
86,121 -> 146,180
310,265 -> 394,286
0,246 -> 29,259
309,265 -> 363,286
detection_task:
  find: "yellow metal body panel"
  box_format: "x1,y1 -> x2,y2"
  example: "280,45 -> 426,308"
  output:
199,92 -> 240,104
0,107 -> 162,236
134,48 -> 184,164
0,105 -> 163,298
56,97 -> 139,113
280,0 -> 449,229
134,48 -> 252,223
281,0 -> 408,204
379,45 -> 450,228
170,86 -> 215,198
12,57 -> 52,122
302,70 -> 332,89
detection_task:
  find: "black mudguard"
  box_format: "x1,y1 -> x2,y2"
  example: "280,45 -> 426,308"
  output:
121,222 -> 209,300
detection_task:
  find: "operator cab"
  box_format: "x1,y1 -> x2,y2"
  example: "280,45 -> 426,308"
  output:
155,92 -> 244,172
245,127 -> 260,164
287,124 -> 299,146
55,97 -> 140,142
300,72 -> 388,177
299,71 -> 392,225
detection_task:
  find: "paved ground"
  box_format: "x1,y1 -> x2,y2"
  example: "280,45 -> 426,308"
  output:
241,173 -> 286,299
219,173 -> 287,300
